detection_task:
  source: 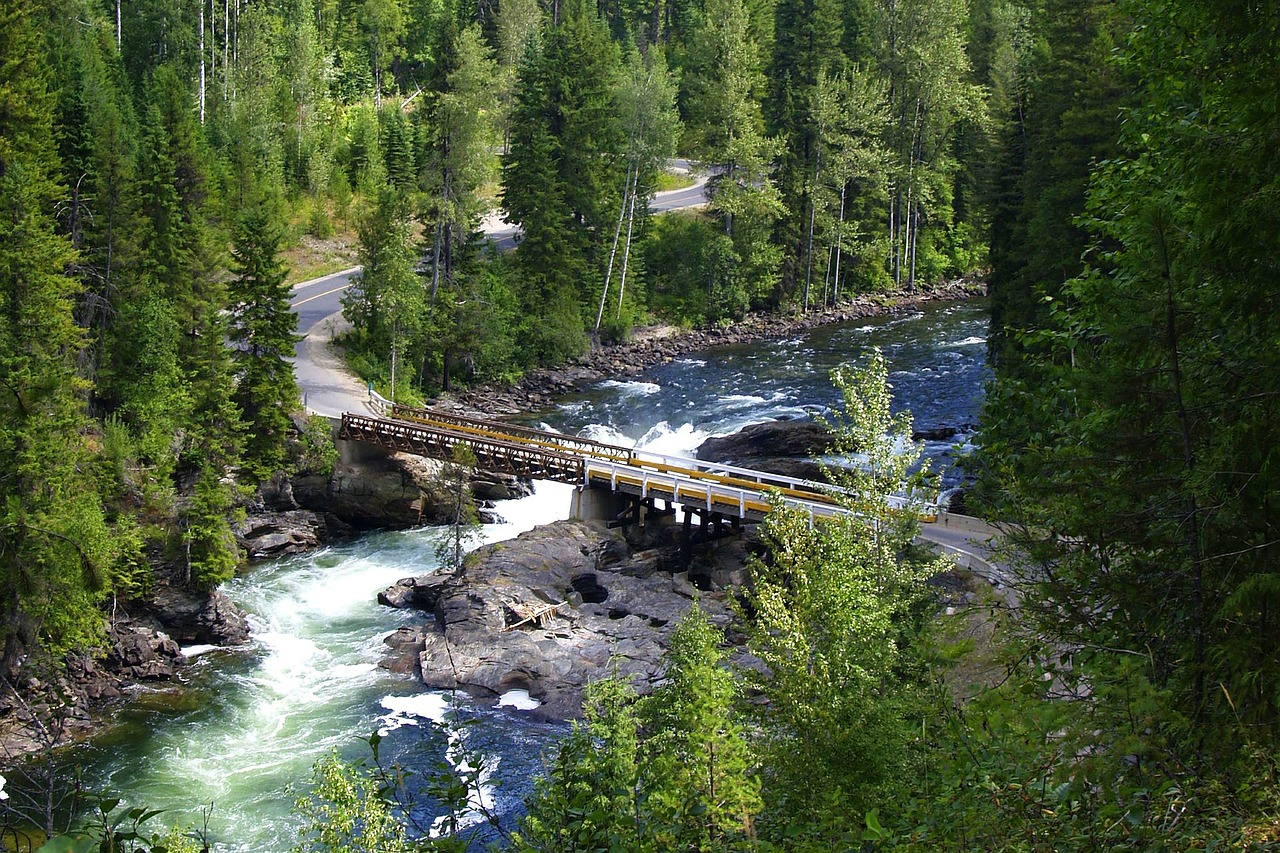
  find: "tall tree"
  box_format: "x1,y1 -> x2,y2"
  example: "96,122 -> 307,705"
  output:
640,605 -> 761,850
228,203 -> 298,475
501,0 -> 624,363
683,0 -> 782,321
359,0 -> 406,109
418,19 -> 498,305
595,47 -> 680,335
0,0 -> 119,669
985,0 -> 1128,367
767,0 -> 844,303
744,351 -> 940,839
874,0 -> 981,289
978,0 -> 1280,775
343,181 -> 423,397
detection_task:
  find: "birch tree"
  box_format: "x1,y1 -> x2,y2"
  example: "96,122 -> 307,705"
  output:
594,47 -> 679,334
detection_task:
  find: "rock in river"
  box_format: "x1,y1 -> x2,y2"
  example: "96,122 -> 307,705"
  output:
380,518 -> 756,719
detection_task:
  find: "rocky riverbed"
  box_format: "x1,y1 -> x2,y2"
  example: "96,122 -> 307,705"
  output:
433,276 -> 985,416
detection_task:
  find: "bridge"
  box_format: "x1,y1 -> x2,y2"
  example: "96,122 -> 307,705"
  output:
337,405 -> 935,533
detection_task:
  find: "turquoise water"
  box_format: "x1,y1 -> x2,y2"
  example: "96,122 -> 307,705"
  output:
53,299 -> 988,849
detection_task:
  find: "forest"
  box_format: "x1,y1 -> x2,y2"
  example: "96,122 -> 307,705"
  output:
1,0 -> 1278,846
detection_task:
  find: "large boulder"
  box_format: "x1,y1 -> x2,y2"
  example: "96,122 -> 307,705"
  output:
236,509 -> 354,559
696,418 -> 832,474
292,453 -> 530,530
380,519 -> 756,720
139,582 -> 251,647
293,453 -> 443,528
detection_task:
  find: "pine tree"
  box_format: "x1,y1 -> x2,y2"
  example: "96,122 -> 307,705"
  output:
767,0 -> 845,303
501,0 -> 625,364
229,203 -> 298,476
0,0 -> 118,667
978,0 -> 1280,775
516,676 -> 644,851
640,605 -> 761,850
683,0 -> 782,321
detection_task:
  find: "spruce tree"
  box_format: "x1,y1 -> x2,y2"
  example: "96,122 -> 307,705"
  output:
0,0 -> 118,666
640,605 -> 761,850
229,203 -> 298,476
682,0 -> 782,321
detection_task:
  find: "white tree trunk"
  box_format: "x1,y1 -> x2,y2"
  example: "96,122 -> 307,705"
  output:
199,5 -> 206,123
595,163 -> 634,331
615,179 -> 639,321
832,182 -> 846,305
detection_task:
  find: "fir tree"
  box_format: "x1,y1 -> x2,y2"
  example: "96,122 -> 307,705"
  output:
228,202 -> 298,476
0,0 -> 119,667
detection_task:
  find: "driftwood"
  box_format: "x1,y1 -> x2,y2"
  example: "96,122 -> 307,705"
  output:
504,599 -> 567,632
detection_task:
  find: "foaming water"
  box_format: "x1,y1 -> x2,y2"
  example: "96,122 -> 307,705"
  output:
64,298 -> 988,849
62,483 -> 573,851
521,298 -> 990,487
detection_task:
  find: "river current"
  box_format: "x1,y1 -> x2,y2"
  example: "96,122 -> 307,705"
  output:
57,298 -> 988,849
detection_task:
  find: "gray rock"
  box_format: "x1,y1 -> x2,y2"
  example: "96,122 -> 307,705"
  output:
141,583 -> 251,647
383,519 -> 755,720
293,453 -> 447,528
470,472 -> 533,502
236,509 -> 345,559
381,626 -> 426,675
695,419 -> 832,469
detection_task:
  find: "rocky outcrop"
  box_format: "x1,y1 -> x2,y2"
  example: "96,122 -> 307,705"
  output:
292,453 -> 439,528
136,581 -> 251,647
694,418 -> 978,483
380,519 -> 759,720
291,453 -> 531,532
236,509 -> 352,559
696,418 -> 832,472
0,619 -> 197,757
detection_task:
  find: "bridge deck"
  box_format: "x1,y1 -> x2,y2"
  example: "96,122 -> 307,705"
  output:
340,408 -> 935,524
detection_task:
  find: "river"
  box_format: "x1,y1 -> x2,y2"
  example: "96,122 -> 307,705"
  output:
55,298 -> 988,849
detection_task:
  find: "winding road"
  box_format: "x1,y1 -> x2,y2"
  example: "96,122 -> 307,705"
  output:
285,170 -> 1006,572
289,165 -> 710,415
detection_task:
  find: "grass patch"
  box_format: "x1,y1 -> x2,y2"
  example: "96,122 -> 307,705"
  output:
655,171 -> 697,192
283,234 -> 360,286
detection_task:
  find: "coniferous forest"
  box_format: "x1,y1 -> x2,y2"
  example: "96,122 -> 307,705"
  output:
1,0 -> 1278,847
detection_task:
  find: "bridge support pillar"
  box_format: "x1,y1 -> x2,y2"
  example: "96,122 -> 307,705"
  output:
570,486 -> 633,524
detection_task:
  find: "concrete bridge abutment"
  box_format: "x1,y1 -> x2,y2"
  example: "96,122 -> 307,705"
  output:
569,485 -> 633,524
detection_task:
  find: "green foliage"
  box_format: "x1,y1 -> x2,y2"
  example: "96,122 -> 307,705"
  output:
502,0 -> 625,361
742,351 -> 943,841
641,211 -> 715,324
294,751 -> 415,853
343,182 -> 425,395
294,414 -> 339,478
180,468 -> 242,591
295,726 -> 498,853
228,202 -> 300,477
639,606 -> 761,850
516,676 -> 644,851
36,797 -> 207,853
517,607 -> 760,852
0,0 -> 119,665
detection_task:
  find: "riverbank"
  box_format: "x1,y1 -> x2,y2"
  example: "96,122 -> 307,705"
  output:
435,275 -> 986,416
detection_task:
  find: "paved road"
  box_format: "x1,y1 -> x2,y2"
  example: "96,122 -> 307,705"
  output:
290,172 -> 711,333
289,168 -> 713,415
